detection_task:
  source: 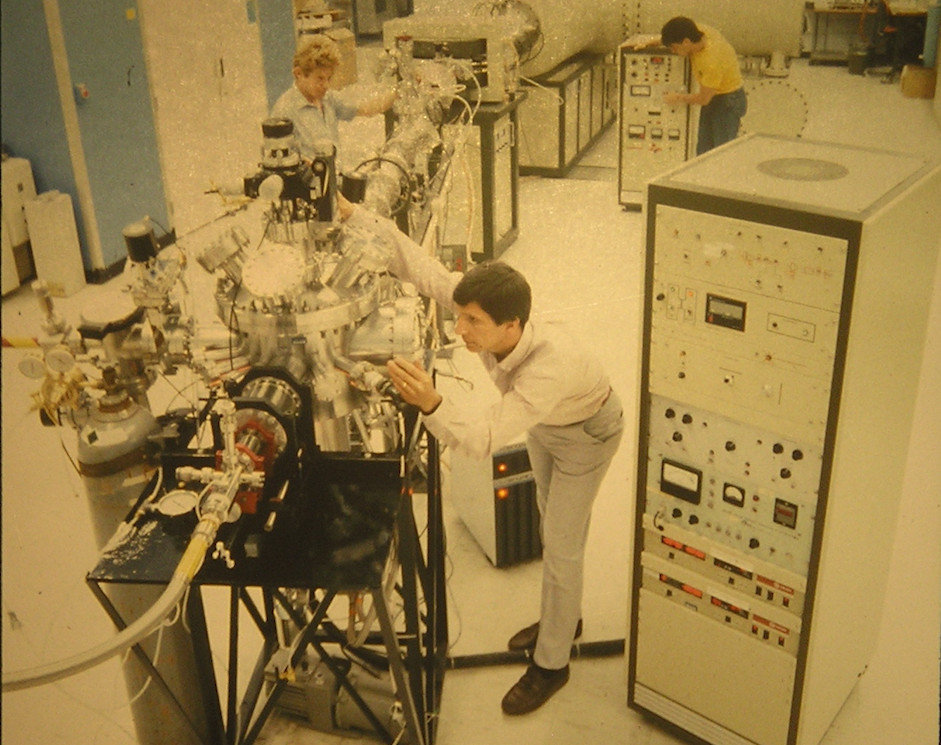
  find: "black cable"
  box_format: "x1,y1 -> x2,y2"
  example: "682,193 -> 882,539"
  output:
447,639 -> 626,669
352,156 -> 414,215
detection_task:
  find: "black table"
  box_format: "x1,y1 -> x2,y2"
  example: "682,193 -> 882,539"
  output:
87,440 -> 448,745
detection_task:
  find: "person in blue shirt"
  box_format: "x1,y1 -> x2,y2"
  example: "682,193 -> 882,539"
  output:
271,35 -> 394,163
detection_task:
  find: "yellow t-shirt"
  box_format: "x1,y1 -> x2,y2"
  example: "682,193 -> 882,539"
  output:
691,25 -> 742,95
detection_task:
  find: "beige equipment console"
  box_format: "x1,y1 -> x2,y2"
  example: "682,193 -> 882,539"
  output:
629,134 -> 939,745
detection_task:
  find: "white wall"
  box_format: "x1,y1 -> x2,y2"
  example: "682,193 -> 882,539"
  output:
628,0 -> 806,57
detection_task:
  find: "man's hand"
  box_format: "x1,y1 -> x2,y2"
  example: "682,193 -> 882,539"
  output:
662,91 -> 686,106
387,357 -> 442,414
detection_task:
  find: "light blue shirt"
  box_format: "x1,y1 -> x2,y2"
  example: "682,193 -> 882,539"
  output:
270,84 -> 358,160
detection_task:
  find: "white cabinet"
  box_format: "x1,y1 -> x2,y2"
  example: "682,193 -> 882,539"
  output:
25,191 -> 86,297
1,157 -> 38,293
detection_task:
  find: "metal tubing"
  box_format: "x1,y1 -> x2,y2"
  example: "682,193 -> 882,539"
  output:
372,587 -> 426,745
396,491 -> 427,733
187,588 -> 227,745
226,588 -> 239,745
424,433 -> 448,743
86,580 -> 209,745
447,638 -> 626,670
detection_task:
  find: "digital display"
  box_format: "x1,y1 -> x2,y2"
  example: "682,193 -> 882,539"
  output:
713,557 -> 753,580
773,498 -> 799,529
706,293 -> 747,331
630,85 -> 651,97
660,459 -> 702,504
661,535 -> 706,560
711,596 -> 749,618
659,573 -> 703,598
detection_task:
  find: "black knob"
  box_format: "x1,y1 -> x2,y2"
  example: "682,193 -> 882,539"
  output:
749,538 -> 760,549
665,408 -> 676,418
672,508 -> 682,518
780,468 -> 792,479
682,414 -> 693,424
725,441 -> 736,451
261,117 -> 295,138
792,449 -> 804,461
672,432 -> 683,442
688,514 -> 699,525
772,443 -> 784,454
341,172 -> 368,203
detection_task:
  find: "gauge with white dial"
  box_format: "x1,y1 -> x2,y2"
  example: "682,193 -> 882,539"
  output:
156,489 -> 198,516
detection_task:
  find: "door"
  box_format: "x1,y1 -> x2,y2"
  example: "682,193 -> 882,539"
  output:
139,0 -> 269,236
57,2 -> 168,266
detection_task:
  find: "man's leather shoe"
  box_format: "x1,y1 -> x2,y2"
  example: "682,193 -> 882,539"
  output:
501,664 -> 570,715
507,618 -> 583,651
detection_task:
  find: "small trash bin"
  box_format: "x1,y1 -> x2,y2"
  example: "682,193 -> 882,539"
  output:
847,44 -> 870,75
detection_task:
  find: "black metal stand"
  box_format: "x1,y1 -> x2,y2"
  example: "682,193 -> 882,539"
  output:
87,429 -> 448,745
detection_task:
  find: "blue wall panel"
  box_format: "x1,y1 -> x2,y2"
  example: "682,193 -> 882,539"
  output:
258,0 -> 296,110
0,1 -> 85,259
2,1 -> 294,275
58,1 -> 168,268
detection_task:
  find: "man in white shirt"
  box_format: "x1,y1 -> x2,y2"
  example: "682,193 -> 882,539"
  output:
341,198 -> 624,715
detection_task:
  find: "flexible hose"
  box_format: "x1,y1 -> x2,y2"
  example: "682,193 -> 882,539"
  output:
2,531 -> 212,692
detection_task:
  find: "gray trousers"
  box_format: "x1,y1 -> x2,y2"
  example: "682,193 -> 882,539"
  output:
525,390 -> 624,670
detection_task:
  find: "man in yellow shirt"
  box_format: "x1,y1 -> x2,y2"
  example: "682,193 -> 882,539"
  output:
659,16 -> 747,154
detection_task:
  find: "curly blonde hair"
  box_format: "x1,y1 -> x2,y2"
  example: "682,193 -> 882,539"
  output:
293,35 -> 341,73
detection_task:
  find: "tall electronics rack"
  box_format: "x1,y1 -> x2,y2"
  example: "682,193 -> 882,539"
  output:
618,44 -> 692,208
628,134 -> 939,745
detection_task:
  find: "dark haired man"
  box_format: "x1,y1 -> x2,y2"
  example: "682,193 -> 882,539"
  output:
339,197 -> 624,715
644,16 -> 746,154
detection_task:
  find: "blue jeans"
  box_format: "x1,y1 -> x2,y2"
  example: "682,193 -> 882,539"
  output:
697,87 -> 747,155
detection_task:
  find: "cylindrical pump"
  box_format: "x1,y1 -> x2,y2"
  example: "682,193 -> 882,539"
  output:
78,387 -> 211,745
123,219 -> 159,264
260,117 -> 301,169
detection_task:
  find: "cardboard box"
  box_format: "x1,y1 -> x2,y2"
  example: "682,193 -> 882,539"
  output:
900,64 -> 937,99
